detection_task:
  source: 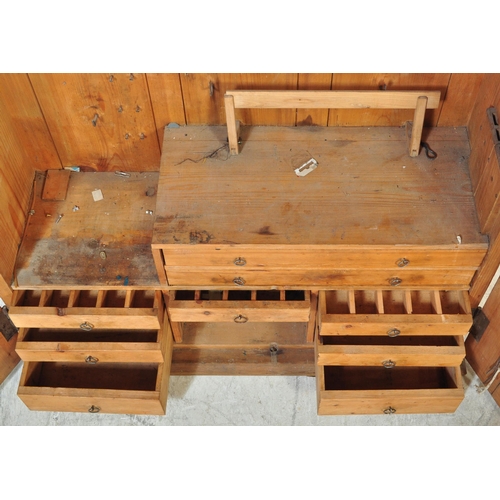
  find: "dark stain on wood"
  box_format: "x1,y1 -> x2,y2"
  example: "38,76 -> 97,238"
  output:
189,230 -> 213,244
256,225 -> 275,236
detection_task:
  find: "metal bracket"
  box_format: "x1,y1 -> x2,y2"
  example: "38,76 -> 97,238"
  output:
486,107 -> 500,165
469,307 -> 490,343
0,305 -> 19,342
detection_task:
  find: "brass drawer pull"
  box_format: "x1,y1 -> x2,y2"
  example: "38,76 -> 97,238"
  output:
234,257 -> 246,266
387,328 -> 401,337
85,355 -> 99,364
396,258 -> 409,267
383,406 -> 396,414
389,277 -> 402,286
80,321 -> 94,331
234,314 -> 248,323
233,277 -> 246,286
88,405 -> 101,413
382,359 -> 396,368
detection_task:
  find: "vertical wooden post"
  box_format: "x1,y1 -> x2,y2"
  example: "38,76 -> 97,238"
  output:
225,94 -> 240,155
409,96 -> 428,157
0,273 -> 13,306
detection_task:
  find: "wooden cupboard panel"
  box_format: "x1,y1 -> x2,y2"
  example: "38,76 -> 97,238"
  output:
146,73 -> 186,148
296,74 -> 333,126
328,74 -> 450,126
438,74 -> 485,126
180,73 -> 298,125
28,73 -> 161,171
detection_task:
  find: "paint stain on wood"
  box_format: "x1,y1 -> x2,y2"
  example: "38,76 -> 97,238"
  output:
256,225 -> 275,236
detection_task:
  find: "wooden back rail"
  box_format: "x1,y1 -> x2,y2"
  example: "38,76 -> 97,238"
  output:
224,90 -> 441,156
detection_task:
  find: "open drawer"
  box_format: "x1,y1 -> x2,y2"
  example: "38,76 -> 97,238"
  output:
318,289 -> 472,336
316,365 -> 464,415
168,289 -> 310,323
17,318 -> 174,415
9,289 -> 162,329
15,327 -> 165,363
316,334 -> 465,367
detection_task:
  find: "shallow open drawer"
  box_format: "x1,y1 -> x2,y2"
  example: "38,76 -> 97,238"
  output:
316,334 -> 465,367
15,327 -> 165,363
316,365 -> 464,415
9,289 -> 162,329
318,289 -> 472,336
168,289 -> 310,323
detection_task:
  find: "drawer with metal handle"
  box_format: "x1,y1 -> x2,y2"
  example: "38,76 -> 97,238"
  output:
167,289 -> 311,323
9,289 -> 162,330
16,319 -> 174,415
318,289 -> 472,336
315,364 -> 464,415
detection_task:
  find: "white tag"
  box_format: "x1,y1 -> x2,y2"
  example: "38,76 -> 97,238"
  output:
295,158 -> 318,177
92,189 -> 103,201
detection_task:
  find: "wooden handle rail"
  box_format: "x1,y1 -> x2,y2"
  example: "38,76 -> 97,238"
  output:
224,90 -> 441,156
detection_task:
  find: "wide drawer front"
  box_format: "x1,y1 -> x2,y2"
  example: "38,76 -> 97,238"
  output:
165,268 -> 477,288
319,289 -> 472,336
168,289 -> 310,323
316,335 -> 465,367
316,365 -> 464,415
15,328 -> 165,363
161,245 -> 486,269
9,289 -> 162,329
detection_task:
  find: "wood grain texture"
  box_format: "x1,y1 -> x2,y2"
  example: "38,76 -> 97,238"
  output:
154,125 -> 486,247
180,73 -> 298,125
328,73 -> 450,126
145,73 -> 186,149
438,74 -> 485,126
297,74 -> 332,126
466,275 -> 500,397
0,332 -> 20,385
28,73 -> 161,171
15,172 -> 160,288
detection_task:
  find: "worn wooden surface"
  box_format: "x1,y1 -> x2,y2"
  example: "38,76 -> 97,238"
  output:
15,172 -> 160,288
29,74 -> 161,171
154,125 -> 486,247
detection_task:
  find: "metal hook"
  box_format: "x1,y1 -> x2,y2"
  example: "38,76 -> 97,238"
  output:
421,142 -> 437,159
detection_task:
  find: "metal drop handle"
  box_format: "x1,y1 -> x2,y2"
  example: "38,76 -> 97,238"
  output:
387,328 -> 401,337
234,314 -> 248,323
383,407 -> 396,414
233,277 -> 246,286
80,321 -> 94,331
85,355 -> 99,364
382,359 -> 396,368
234,257 -> 246,266
396,258 -> 409,267
389,277 -> 402,286
88,405 -> 101,413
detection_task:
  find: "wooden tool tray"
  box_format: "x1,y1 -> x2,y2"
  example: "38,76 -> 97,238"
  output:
318,289 -> 472,336
9,289 -> 162,330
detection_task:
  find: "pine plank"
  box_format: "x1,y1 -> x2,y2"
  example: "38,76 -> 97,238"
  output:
297,74 -> 332,126
328,74 -> 450,126
28,73 -> 161,171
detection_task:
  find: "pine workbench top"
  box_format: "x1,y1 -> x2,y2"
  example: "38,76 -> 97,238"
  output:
14,171 -> 160,288
152,125 -> 488,248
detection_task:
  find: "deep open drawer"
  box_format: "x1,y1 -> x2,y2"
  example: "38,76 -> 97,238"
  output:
9,289 -> 162,329
168,289 -> 310,323
318,289 -> 472,336
17,319 -> 174,415
316,365 -> 464,415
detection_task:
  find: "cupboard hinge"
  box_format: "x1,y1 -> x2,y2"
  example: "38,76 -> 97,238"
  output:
469,307 -> 490,343
486,107 -> 500,165
0,305 -> 19,342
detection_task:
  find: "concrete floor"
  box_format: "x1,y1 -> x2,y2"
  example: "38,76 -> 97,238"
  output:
1,359 -> 499,425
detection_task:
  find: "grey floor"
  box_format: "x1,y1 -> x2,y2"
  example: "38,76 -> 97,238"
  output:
1,359 -> 500,425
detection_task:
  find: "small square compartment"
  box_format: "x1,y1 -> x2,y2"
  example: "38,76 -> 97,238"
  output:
324,290 -> 352,314
354,290 -> 380,314
382,290 -> 409,314
440,291 -> 470,314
